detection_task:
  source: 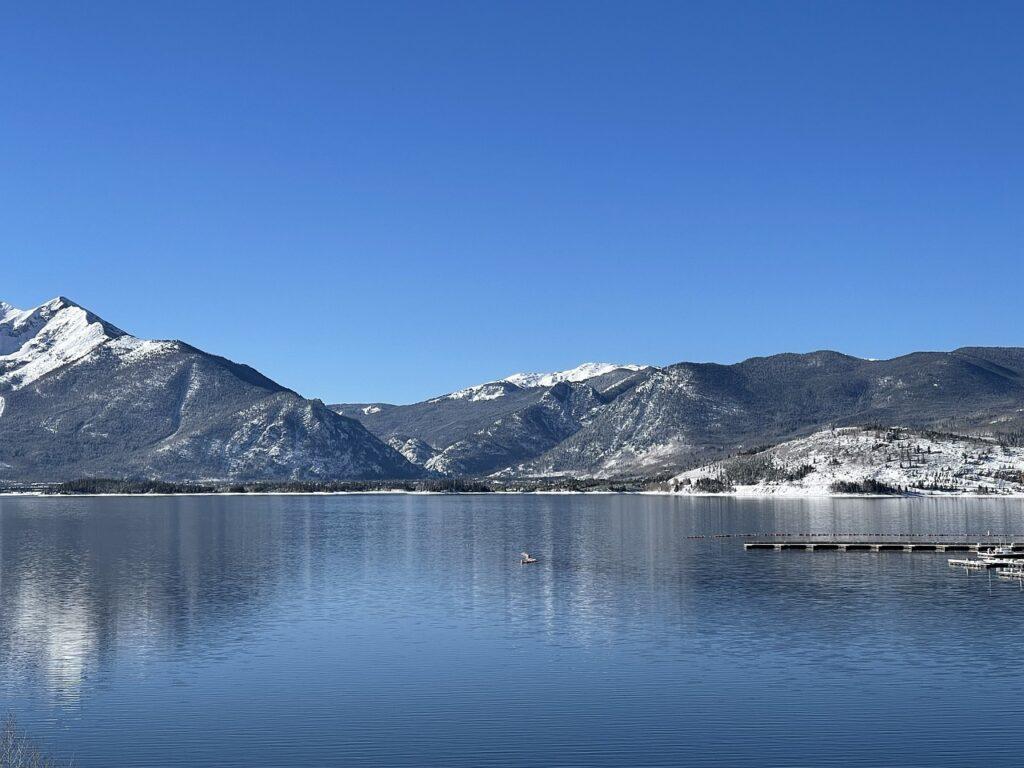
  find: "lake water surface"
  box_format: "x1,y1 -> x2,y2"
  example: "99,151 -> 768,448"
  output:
2,494 -> 1024,767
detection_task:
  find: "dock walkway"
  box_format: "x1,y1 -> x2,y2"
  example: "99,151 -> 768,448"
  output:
744,538 -> 1023,553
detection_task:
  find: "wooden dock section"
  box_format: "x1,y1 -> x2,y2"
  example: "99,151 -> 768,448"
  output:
745,539 -> 1023,553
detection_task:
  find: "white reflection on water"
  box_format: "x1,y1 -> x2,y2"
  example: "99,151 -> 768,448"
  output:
9,582 -> 96,702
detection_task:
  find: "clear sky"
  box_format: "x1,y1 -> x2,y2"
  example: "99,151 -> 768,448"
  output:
3,1 -> 1022,404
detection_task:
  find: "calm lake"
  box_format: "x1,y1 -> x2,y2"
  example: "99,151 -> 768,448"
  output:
2,494 -> 1023,767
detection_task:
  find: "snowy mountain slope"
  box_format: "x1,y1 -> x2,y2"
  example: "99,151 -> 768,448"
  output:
386,436 -> 439,466
430,381 -> 523,404
424,382 -> 608,476
512,364 -> 752,478
671,427 -> 1024,496
332,388 -> 545,450
333,366 -> 655,475
0,297 -> 419,482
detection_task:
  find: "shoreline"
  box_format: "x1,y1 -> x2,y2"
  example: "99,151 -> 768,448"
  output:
2,489 -> 1023,499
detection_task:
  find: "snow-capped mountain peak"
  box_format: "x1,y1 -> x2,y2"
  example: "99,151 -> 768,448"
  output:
0,296 -> 129,390
503,363 -> 647,389
432,363 -> 649,402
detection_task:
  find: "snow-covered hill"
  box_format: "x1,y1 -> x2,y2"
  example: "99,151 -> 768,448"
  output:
672,427 -> 1024,496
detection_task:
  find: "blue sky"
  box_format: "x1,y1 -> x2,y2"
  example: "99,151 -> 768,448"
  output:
3,1 -> 1022,404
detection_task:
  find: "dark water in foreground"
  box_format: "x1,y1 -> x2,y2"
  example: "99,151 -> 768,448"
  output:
2,494 -> 1024,767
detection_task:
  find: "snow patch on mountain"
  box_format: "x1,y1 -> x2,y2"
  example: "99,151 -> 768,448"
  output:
105,336 -> 179,363
432,382 -> 514,403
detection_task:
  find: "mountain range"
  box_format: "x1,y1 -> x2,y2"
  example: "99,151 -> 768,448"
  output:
337,349 -> 1024,479
2,297 -> 1023,484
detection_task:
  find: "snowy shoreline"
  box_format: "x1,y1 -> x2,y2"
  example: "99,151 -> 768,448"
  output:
667,489 -> 1024,499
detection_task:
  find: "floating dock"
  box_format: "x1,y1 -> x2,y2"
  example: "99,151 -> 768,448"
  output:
745,539 -> 1024,553
945,558 -> 1022,569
